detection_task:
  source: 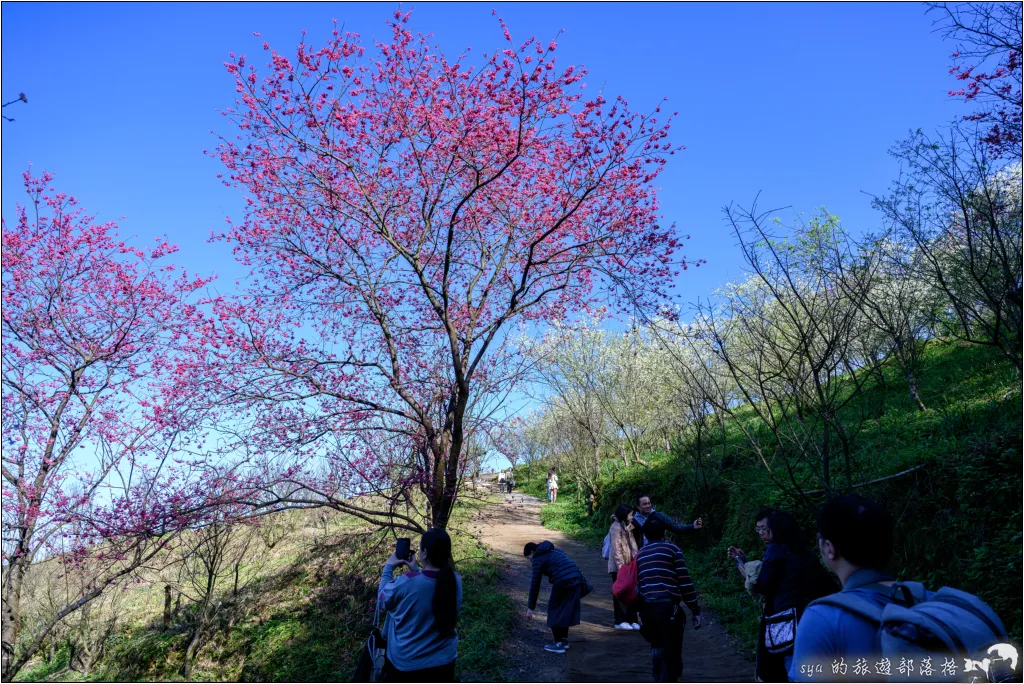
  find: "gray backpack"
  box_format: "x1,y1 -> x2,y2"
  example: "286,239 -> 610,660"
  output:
810,581 -> 1013,682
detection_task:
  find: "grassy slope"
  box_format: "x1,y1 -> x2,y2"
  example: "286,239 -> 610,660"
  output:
516,342 -> 1023,657
16,495 -> 517,683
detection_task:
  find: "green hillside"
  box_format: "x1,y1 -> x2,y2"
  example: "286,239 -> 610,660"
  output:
15,495 -> 517,683
516,341 -> 1023,656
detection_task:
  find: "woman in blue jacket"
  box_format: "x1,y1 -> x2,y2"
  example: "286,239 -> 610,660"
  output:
378,529 -> 463,681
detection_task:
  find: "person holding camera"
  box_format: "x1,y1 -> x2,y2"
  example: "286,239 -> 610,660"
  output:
631,494 -> 703,549
378,529 -> 463,681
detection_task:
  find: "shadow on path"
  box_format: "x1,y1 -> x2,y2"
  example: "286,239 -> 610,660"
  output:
470,488 -> 754,682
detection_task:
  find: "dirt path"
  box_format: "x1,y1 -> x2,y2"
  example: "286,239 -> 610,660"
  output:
471,489 -> 754,682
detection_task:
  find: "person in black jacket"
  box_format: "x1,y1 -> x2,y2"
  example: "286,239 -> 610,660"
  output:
631,494 -> 703,549
524,541 -> 585,654
728,509 -> 839,682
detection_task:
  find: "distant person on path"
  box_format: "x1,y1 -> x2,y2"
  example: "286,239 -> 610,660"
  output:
607,504 -> 640,630
547,470 -> 559,503
506,473 -> 515,495
631,494 -> 703,549
378,529 -> 463,682
524,540 -> 585,654
636,516 -> 703,682
498,471 -> 506,488
727,509 -> 838,682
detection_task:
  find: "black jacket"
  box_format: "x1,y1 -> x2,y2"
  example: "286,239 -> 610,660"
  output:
755,543 -> 838,616
527,541 -> 583,610
631,509 -> 695,549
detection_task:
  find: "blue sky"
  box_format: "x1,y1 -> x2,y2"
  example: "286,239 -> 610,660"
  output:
1,3 -> 965,469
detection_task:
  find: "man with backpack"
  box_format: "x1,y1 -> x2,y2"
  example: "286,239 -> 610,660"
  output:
789,494 -> 1011,682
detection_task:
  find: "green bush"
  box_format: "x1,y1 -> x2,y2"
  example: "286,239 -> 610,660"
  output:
518,342 -> 1023,651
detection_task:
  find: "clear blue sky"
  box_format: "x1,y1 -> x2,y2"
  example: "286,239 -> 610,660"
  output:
2,2 -> 964,295
1,3 -> 964,469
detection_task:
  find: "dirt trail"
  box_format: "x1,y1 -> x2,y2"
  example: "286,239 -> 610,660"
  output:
470,488 -> 754,682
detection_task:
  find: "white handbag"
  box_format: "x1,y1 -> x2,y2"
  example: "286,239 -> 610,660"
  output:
763,607 -> 797,654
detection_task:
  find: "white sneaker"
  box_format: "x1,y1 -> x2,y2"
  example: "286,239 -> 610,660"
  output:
614,622 -> 634,630
631,622 -> 642,630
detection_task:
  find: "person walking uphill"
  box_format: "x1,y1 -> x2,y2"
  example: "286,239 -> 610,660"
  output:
631,494 -> 703,549
524,541 -> 586,654
607,504 -> 640,630
378,529 -> 463,682
636,516 -> 703,682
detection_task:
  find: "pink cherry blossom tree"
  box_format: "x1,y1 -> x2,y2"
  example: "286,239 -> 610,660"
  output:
1,173 -> 214,681
929,2 -> 1023,158
210,11 -> 694,530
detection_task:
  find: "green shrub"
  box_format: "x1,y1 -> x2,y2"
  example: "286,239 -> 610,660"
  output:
520,342 -> 1023,650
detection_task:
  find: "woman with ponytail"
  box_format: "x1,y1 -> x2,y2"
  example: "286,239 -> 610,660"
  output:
378,528 -> 462,681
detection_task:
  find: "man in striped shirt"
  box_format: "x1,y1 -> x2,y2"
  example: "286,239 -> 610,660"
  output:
636,516 -> 703,682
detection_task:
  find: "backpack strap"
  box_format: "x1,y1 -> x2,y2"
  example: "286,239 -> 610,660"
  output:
893,581 -> 928,606
809,591 -> 887,626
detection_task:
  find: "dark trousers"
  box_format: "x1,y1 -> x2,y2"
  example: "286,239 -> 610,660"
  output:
639,602 -> 684,682
756,617 -> 791,682
551,626 -> 569,642
609,571 -> 638,624
383,657 -> 456,682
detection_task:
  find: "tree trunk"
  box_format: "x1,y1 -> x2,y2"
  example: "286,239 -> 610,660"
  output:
183,603 -> 210,679
587,442 -> 601,516
163,586 -> 173,630
1,558 -> 28,682
907,370 -> 927,411
183,630 -> 200,678
432,386 -> 469,530
821,422 -> 831,497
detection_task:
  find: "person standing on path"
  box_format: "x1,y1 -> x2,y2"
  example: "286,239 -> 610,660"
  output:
524,540 -> 585,654
728,509 -> 838,682
636,516 -> 703,682
631,494 -> 703,549
607,504 -> 640,630
506,473 -> 515,495
377,529 -> 463,682
547,470 -> 559,503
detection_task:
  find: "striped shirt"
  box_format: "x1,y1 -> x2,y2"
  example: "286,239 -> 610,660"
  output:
635,540 -> 701,615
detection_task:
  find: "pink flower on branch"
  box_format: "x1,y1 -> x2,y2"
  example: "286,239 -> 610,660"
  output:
1,172 -> 217,680
207,9 -> 696,532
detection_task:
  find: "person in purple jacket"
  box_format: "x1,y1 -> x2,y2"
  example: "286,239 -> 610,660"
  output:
378,529 -> 463,682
